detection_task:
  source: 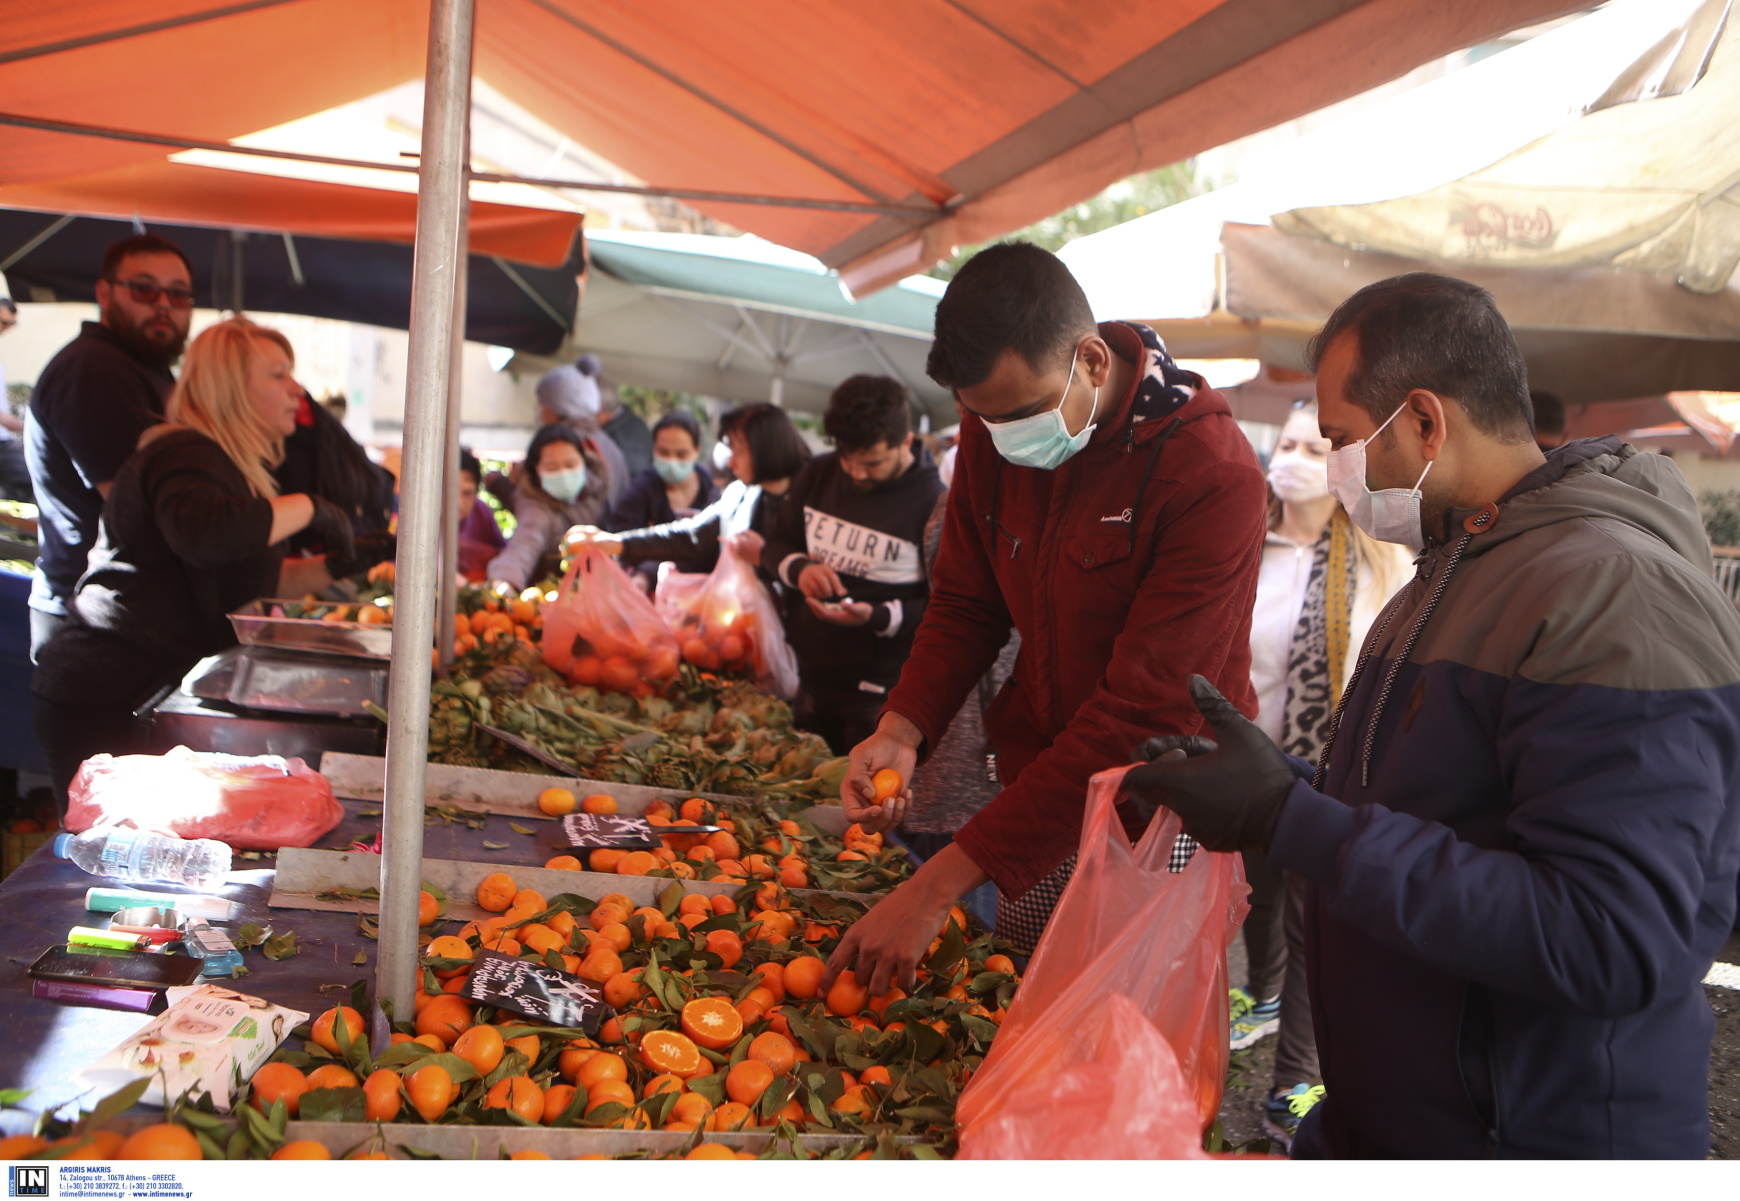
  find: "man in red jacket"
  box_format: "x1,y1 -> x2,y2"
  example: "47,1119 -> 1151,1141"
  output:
824,242 -> 1266,994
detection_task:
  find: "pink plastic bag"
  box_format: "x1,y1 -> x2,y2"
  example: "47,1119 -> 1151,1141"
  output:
955,763 -> 1249,1159
541,545 -> 682,689
655,552 -> 799,699
65,745 -> 345,851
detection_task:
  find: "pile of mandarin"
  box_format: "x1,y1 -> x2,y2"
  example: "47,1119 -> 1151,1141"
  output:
244,871 -> 1020,1154
534,788 -> 909,894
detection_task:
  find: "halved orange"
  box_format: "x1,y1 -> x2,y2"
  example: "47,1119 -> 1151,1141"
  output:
638,1029 -> 702,1077
680,996 -> 744,1050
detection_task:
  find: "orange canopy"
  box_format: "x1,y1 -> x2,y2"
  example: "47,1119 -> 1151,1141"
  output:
0,0 -> 1587,288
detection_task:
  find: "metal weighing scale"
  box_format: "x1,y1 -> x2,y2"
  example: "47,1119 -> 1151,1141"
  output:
139,600 -> 392,761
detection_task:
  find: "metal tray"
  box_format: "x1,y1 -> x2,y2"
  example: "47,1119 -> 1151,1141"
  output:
227,649 -> 387,717
228,598 -> 393,660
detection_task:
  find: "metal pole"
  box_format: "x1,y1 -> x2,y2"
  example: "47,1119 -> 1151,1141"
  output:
377,0 -> 474,1023
437,120 -> 472,676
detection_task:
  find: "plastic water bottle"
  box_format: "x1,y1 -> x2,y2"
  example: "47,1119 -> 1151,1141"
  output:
52,825 -> 231,890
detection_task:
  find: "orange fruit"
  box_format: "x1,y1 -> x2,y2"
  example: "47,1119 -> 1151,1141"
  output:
670,1092 -> 714,1125
704,929 -> 743,968
709,894 -> 738,915
509,1149 -> 552,1160
595,922 -> 632,953
537,787 -> 576,815
715,860 -> 748,879
476,872 -> 517,912
589,905 -> 627,932
860,1065 -> 893,1086
363,1069 -> 402,1121
545,910 -> 577,937
557,1041 -> 599,1082
687,1143 -> 737,1160
415,994 -> 473,1043
407,1064 -> 453,1121
250,1061 -> 308,1116
782,956 -> 824,999
639,1029 -> 702,1077
604,970 -> 646,1010
584,1080 -> 636,1114
452,1024 -> 505,1076
725,1059 -> 775,1106
681,997 -> 744,1050
644,1073 -> 686,1098
615,851 -> 658,876
574,1051 -> 629,1091
868,987 -> 906,1020
779,866 -> 809,889
424,935 -> 474,979
116,1124 -> 201,1160
506,1034 -> 542,1064
512,888 -> 547,911
678,894 -> 711,917
705,831 -> 740,861
984,953 -> 1016,974
418,890 -> 440,926
271,1139 -> 331,1160
481,934 -> 521,957
412,1033 -> 446,1052
579,948 -> 623,984
751,961 -> 786,1002
832,1085 -> 875,1116
304,1063 -> 360,1091
870,768 -> 903,801
484,1076 -> 544,1123
581,793 -> 618,814
707,1101 -> 753,1131
644,799 -> 676,820
747,1031 -> 797,1075
49,1130 -> 125,1160
589,848 -> 626,872
679,912 -> 708,931
539,1083 -> 578,1124
825,969 -> 868,1017
544,855 -> 582,871
0,1134 -> 48,1157
520,925 -> 566,956
310,1005 -> 364,1054
735,995 -> 768,1025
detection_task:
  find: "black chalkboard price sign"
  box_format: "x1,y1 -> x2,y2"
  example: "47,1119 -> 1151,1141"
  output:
459,950 -> 607,1032
561,813 -> 722,849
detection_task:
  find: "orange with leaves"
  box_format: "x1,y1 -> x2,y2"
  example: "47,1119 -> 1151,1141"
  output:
363,1069 -> 403,1121
407,1064 -> 453,1122
250,1062 -> 308,1116
310,1005 -> 363,1054
747,1031 -> 797,1075
476,872 -> 517,912
484,1076 -> 544,1123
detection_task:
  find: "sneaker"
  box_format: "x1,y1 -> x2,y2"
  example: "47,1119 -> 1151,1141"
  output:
1229,995 -> 1281,1049
1228,986 -> 1255,1022
1263,1083 -> 1325,1147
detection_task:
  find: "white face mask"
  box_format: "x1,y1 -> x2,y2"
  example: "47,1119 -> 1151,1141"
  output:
984,346 -> 1100,471
1326,402 -> 1434,549
1266,449 -> 1329,503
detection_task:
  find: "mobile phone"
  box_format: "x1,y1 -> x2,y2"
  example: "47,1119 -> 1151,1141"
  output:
28,944 -> 203,990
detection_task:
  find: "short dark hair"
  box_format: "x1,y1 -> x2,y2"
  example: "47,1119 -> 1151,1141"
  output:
1529,391 -> 1565,437
824,374 -> 912,452
652,410 -> 702,452
459,447 -> 482,483
721,403 -> 810,483
1305,273 -> 1532,442
926,241 -> 1097,391
101,234 -> 193,283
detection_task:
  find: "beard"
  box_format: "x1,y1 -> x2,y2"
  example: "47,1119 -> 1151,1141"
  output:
103,299 -> 188,368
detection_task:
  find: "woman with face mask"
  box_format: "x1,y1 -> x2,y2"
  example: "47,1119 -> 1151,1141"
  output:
600,411 -> 721,589
486,424 -> 610,592
1235,399 -> 1413,1147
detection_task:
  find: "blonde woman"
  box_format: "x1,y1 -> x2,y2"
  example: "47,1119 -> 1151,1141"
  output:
1235,399 -> 1412,1145
31,317 -> 357,812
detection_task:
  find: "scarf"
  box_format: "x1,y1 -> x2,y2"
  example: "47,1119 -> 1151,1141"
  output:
1279,510 -> 1360,762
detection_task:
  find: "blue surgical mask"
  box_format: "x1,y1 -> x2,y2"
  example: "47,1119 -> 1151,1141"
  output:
984,347 -> 1100,470
653,455 -> 697,485
541,465 -> 587,503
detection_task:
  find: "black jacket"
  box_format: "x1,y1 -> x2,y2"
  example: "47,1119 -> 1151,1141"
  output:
761,447 -> 943,694
603,466 -> 721,556
618,479 -> 783,581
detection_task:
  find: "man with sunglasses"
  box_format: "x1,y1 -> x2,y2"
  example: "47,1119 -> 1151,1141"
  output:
24,234 -> 193,659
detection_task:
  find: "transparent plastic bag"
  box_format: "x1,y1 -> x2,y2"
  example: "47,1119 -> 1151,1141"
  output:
655,551 -> 799,699
955,763 -> 1249,1159
540,545 -> 681,691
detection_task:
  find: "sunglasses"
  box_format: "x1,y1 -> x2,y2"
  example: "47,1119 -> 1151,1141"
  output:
107,277 -> 195,309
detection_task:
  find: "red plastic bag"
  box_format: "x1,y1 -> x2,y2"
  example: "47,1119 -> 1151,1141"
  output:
654,552 -> 799,699
64,745 -> 345,851
541,545 -> 682,690
955,763 -> 1249,1159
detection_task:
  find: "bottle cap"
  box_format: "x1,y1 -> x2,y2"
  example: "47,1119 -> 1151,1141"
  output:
52,833 -> 73,858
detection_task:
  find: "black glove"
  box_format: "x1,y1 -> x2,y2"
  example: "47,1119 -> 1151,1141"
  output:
304,496 -> 356,571
1122,674 -> 1297,853
327,531 -> 396,580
